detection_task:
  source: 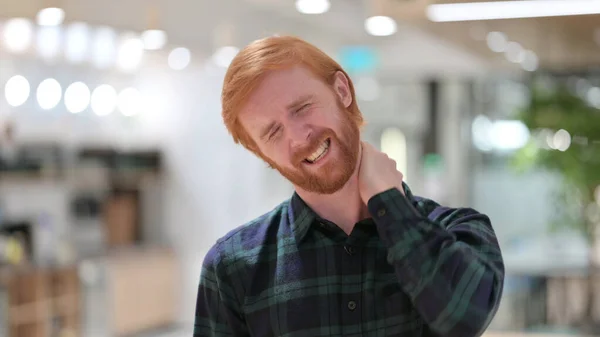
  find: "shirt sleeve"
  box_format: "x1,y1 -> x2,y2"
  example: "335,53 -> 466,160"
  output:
194,243 -> 250,337
367,184 -> 504,337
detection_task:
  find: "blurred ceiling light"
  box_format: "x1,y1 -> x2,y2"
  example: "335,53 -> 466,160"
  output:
365,16 -> 397,36
118,87 -> 142,116
546,131 -> 557,149
355,77 -> 381,101
295,0 -> 330,14
472,116 -> 529,152
91,84 -> 117,116
36,7 -> 65,26
486,32 -> 507,52
117,35 -> 144,72
520,50 -> 538,71
587,87 -> 600,109
168,47 -> 191,70
505,41 -> 525,63
37,78 -> 62,110
64,82 -> 90,113
427,0 -> 600,22
91,26 -> 117,69
553,129 -> 571,152
65,22 -> 90,63
534,129 -> 553,149
36,26 -> 62,59
489,120 -> 530,151
141,29 -> 167,50
212,46 -> 239,68
3,18 -> 34,53
4,75 -> 30,107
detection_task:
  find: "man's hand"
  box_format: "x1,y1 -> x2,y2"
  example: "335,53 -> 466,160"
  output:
358,142 -> 404,204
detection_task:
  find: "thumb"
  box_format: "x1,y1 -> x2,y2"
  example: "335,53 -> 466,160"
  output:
358,141 -> 367,164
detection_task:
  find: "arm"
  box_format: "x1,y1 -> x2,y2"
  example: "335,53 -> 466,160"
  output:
194,244 -> 250,337
368,184 -> 504,337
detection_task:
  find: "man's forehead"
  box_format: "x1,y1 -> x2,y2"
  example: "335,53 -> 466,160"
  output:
244,74 -> 314,116
249,68 -> 314,103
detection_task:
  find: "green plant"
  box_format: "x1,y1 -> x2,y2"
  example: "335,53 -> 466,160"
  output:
513,77 -> 600,331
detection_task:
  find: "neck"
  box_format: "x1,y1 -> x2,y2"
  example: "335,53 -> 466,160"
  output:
294,164 -> 370,235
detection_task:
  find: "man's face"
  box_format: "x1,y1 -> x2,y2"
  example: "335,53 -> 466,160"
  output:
239,66 -> 360,194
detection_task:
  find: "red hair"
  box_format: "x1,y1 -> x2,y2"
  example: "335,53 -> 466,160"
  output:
221,35 -> 364,152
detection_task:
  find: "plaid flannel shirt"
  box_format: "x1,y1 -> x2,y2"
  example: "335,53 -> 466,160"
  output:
195,183 -> 504,336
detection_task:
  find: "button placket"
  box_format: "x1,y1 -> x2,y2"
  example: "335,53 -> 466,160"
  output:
340,241 -> 362,334
344,245 -> 356,255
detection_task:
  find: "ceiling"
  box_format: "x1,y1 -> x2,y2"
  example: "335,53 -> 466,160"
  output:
1,0 -> 599,74
382,0 -> 600,71
0,0 -> 495,79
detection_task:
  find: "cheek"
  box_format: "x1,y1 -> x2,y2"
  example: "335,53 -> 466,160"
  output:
259,145 -> 293,167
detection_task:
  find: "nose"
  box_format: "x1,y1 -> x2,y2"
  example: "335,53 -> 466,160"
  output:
287,121 -> 312,150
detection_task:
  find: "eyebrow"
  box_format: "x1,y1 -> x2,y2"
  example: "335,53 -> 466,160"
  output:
286,94 -> 314,111
259,94 -> 314,140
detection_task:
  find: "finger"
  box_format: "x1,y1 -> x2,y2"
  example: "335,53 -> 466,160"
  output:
357,143 -> 364,166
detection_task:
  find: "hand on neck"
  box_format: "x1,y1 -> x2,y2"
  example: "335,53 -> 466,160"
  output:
294,163 -> 369,235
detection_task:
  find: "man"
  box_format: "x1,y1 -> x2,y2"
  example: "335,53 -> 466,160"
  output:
194,36 -> 504,337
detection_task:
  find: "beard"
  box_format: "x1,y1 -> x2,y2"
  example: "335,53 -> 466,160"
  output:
264,109 -> 360,195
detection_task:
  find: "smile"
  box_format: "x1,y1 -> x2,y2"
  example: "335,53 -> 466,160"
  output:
304,138 -> 330,164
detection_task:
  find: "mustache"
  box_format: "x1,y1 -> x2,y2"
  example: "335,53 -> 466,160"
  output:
292,130 -> 334,163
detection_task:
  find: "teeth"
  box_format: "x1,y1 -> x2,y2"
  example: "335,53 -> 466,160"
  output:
306,140 -> 329,163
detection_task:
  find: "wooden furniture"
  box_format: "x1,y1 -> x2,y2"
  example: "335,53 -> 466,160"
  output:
0,265 -> 81,337
106,248 -> 179,336
103,192 -> 139,247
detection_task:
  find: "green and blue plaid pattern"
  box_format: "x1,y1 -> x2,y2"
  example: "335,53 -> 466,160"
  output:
195,183 -> 504,336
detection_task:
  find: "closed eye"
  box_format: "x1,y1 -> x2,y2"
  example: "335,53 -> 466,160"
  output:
268,126 -> 282,141
295,103 -> 311,115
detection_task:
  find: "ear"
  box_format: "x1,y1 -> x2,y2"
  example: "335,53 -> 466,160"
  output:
332,71 -> 352,108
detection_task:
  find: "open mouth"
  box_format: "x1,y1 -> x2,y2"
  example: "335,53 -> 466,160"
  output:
304,138 -> 331,164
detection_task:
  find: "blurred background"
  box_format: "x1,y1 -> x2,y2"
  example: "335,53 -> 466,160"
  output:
0,0 -> 599,336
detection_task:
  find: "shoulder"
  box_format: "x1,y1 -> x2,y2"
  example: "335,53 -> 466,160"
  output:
403,182 -> 490,226
202,199 -> 290,272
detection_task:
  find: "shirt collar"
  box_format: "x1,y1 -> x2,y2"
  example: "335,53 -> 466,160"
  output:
287,182 -> 416,242
288,192 -> 317,242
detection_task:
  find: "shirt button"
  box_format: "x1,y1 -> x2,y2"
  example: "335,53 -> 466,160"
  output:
377,209 -> 386,217
344,246 -> 355,255
347,300 -> 357,311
